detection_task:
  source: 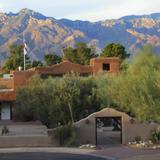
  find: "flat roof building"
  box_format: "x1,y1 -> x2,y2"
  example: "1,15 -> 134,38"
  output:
0,57 -> 120,121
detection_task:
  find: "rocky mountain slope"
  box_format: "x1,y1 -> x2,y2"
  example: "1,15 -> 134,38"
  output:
0,8 -> 160,64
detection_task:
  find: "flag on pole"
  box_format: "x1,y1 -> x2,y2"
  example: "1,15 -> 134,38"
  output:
23,42 -> 28,55
23,41 -> 28,70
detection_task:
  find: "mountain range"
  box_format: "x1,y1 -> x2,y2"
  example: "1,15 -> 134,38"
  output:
0,8 -> 160,64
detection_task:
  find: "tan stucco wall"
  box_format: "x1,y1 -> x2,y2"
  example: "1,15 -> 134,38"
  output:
0,91 -> 16,101
123,122 -> 158,143
0,136 -> 52,148
11,71 -> 35,89
75,108 -> 159,145
0,78 -> 14,89
90,57 -> 120,75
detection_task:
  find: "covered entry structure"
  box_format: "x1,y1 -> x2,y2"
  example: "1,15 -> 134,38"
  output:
76,108 -> 159,145
96,116 -> 122,145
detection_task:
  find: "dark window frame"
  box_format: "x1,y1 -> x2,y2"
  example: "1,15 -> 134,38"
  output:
102,63 -> 110,71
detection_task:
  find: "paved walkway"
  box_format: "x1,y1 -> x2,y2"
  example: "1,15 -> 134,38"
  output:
92,145 -> 160,159
0,147 -> 92,154
123,154 -> 160,160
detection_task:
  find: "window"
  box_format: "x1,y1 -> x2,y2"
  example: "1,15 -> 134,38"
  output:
103,63 -> 110,71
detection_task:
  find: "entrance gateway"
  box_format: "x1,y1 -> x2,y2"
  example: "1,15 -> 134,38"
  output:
75,108 -> 159,145
96,117 -> 122,145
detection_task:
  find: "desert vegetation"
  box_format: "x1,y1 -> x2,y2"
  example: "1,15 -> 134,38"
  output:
15,45 -> 160,128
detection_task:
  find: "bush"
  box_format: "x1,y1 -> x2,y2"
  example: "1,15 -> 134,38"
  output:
0,73 -> 3,78
15,45 -> 160,126
151,128 -> 160,144
53,124 -> 79,147
15,73 -> 101,128
134,136 -> 142,143
1,125 -> 9,136
95,46 -> 160,122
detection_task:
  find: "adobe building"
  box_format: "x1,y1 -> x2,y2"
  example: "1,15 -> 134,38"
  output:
75,108 -> 159,145
0,57 -> 120,121
29,57 -> 120,77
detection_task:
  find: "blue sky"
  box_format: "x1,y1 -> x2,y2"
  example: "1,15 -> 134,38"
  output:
0,0 -> 160,21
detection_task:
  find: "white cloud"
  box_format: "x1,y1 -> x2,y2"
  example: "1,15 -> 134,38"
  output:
0,3 -> 4,11
66,0 -> 160,21
0,0 -> 159,21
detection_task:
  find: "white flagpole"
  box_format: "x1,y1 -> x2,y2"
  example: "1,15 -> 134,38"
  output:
24,49 -> 26,71
23,34 -> 26,71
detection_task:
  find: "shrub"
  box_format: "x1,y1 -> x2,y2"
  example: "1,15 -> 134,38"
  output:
134,136 -> 142,143
53,124 -> 79,147
95,46 -> 160,122
0,73 -> 3,78
1,125 -> 9,136
15,73 -> 101,128
151,128 -> 160,144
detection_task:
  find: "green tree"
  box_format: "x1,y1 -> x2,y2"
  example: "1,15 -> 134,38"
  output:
15,73 -> 101,128
63,42 -> 97,65
15,75 -> 60,127
32,60 -> 43,67
3,44 -> 31,71
101,43 -> 129,60
96,46 -> 160,122
44,53 -> 62,66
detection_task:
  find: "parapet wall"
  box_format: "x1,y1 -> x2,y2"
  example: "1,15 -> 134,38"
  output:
0,78 -> 14,89
11,70 -> 35,89
90,57 -> 120,74
34,61 -> 93,75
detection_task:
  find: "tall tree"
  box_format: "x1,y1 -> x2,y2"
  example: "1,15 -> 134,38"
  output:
96,46 -> 160,122
3,44 -> 31,71
63,42 -> 97,65
32,60 -> 43,67
44,53 -> 62,66
101,43 -> 129,60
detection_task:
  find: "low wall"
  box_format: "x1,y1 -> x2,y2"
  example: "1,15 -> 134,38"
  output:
75,108 -> 159,145
0,136 -> 53,148
0,123 -> 59,148
123,123 -> 158,143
